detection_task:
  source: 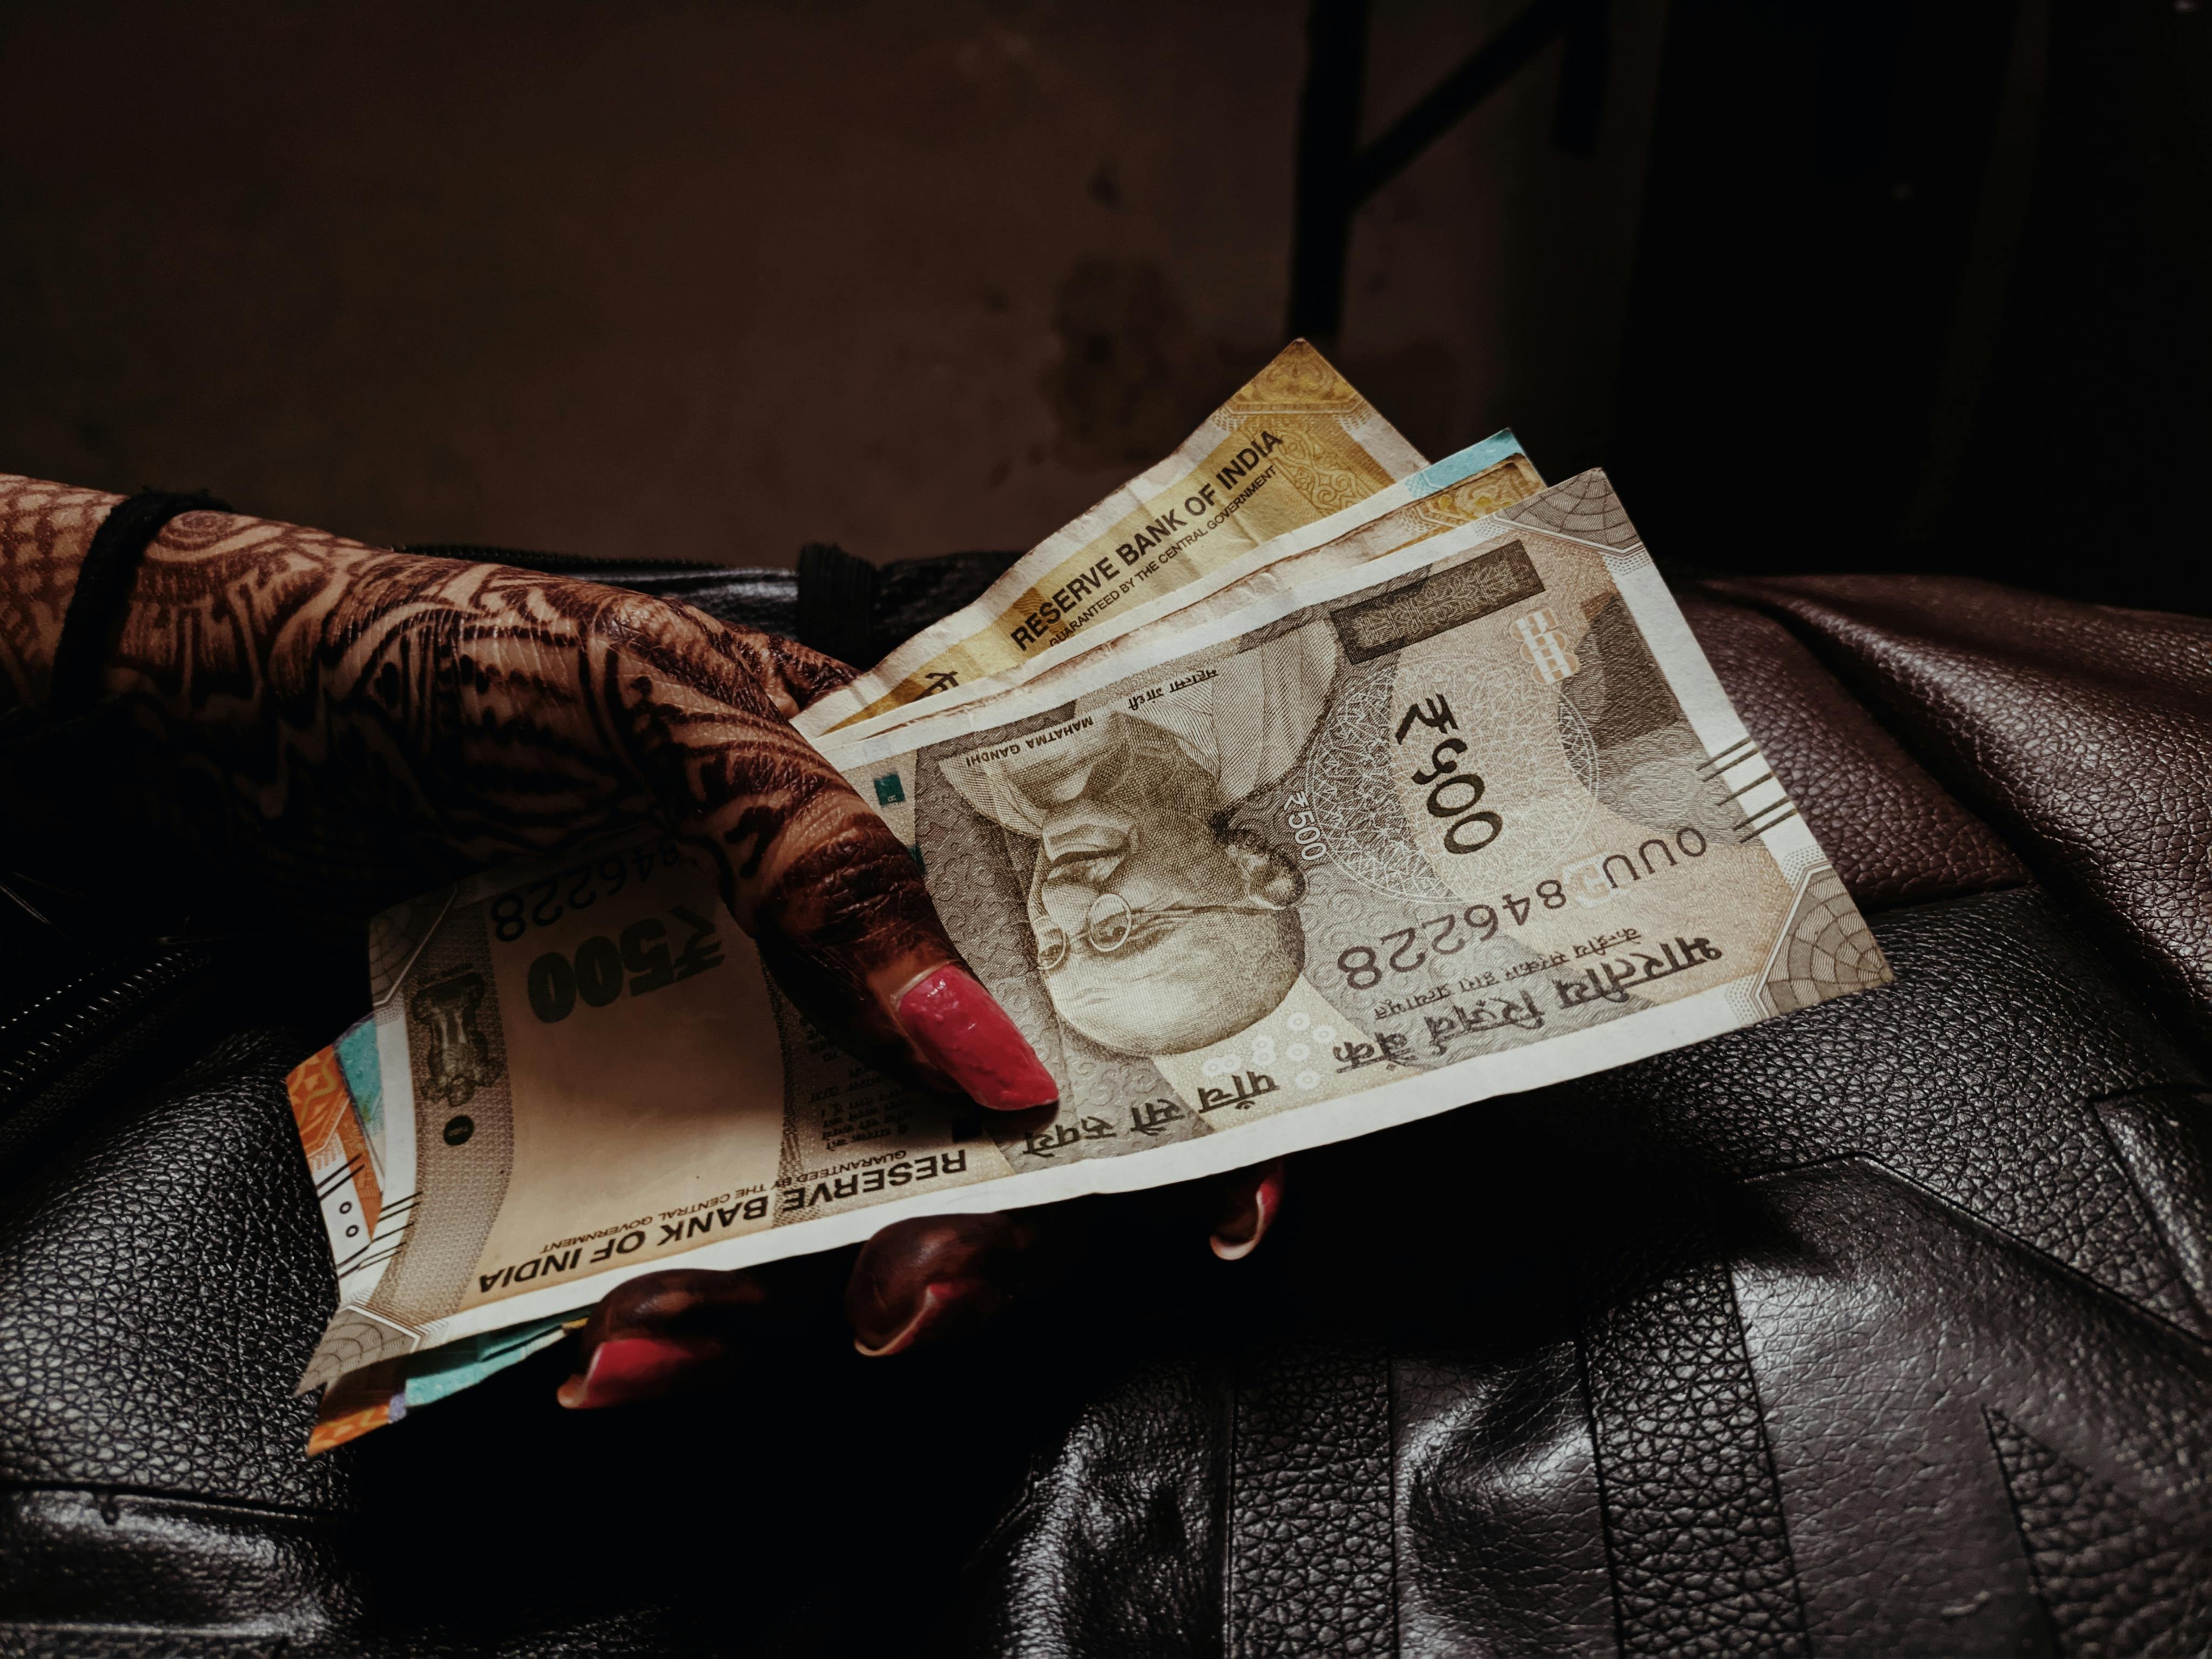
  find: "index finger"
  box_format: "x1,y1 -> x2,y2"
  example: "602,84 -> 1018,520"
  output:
588,592 -> 1057,1112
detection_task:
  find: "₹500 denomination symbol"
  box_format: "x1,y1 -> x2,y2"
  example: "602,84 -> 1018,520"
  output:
523,908 -> 725,1024
1392,693 -> 1502,856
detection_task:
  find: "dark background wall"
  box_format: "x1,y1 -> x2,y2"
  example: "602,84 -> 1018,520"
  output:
1,1 -> 2204,610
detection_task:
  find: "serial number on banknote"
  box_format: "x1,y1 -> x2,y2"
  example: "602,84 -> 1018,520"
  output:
487,839 -> 689,940
1326,826 -> 1716,989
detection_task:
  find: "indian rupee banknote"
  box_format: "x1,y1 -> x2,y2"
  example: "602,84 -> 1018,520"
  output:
822,429 -> 1546,755
293,468 -> 1890,1422
818,427 -> 1545,753
794,338 -> 1429,737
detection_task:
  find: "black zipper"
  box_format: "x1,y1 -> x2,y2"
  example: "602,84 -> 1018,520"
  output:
0,945 -> 217,1115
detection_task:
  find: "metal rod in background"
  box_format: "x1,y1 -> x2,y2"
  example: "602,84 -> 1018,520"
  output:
1287,0 -> 1610,343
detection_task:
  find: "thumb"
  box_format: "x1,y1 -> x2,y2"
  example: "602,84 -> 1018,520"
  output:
664,620 -> 1057,1112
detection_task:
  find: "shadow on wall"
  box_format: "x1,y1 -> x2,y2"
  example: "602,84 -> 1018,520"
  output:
0,1 -> 1660,568
1041,259 -> 1274,476
6,3 -> 2189,605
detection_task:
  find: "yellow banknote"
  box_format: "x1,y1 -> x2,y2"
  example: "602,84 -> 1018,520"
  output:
795,339 -> 1427,737
819,431 -> 1545,757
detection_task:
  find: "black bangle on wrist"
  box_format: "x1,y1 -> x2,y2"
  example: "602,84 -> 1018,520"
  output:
47,490 -> 229,721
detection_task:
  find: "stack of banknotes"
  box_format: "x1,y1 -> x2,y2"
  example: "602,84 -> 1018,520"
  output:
287,341 -> 1890,1452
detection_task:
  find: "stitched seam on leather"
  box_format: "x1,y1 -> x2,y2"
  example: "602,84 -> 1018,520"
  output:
1719,1268 -> 1813,1644
1571,1290 -> 1630,1659
1982,1406 -> 2085,1655
1204,1354 -> 1229,1659
1579,1244 -> 1809,1653
1384,1349 -> 1400,1659
1224,1345 -> 1394,1656
1221,1346 -> 1239,1659
0,969 -> 116,1053
0,1628 -> 303,1654
2089,1089 -> 2212,1326
0,1481 -> 353,1523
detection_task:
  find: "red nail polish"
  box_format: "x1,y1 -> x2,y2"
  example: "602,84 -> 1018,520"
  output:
1211,1164 -> 1283,1261
854,1277 -> 987,1357
895,965 -> 1058,1111
557,1335 -> 720,1410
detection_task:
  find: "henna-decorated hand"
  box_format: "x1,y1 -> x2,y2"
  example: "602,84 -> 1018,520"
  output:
0,476 -> 1285,1406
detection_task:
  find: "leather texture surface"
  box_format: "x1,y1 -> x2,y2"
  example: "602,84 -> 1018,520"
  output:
2,564 -> 2207,1656
949,884 -> 2212,1657
1228,1344 -> 1397,1657
1709,574 -> 2212,1063
1675,592 -> 2027,910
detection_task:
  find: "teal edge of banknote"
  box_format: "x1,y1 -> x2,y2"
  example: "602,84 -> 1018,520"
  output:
333,1017 -> 384,1164
401,1318 -> 574,1411
327,1016 -> 581,1417
1404,427 -> 1523,496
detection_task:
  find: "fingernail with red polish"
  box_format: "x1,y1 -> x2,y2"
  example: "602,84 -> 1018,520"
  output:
896,965 -> 1058,1111
1211,1166 -> 1283,1262
854,1277 -> 988,1358
556,1335 -> 722,1410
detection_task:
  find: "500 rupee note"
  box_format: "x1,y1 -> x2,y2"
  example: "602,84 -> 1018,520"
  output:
296,469 -> 1889,1409
795,339 -> 1428,737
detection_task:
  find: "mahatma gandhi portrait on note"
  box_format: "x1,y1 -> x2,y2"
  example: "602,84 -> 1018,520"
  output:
942,621 -> 1340,1056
